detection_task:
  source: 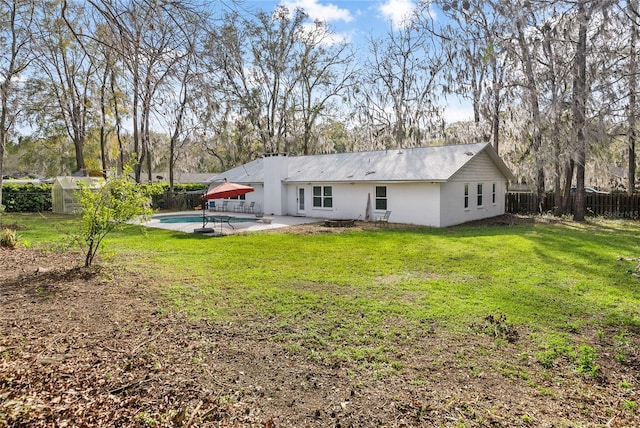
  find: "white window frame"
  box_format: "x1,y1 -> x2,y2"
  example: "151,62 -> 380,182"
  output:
464,183 -> 469,209
313,185 -> 333,208
375,185 -> 387,210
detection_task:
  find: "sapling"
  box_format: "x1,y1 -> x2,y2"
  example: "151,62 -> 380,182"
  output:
76,164 -> 159,267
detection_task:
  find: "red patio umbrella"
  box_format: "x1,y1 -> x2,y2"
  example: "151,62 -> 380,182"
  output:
204,182 -> 254,200
195,182 -> 255,234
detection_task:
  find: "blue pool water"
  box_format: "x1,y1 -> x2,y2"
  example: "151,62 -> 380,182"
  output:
156,215 -> 256,224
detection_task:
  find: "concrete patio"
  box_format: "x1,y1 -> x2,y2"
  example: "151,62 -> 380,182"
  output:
144,211 -> 322,235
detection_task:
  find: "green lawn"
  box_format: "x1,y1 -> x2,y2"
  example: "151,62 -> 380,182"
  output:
3,212 -> 640,364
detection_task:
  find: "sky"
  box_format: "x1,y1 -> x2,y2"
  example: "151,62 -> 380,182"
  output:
242,0 -> 474,123
243,0 -> 423,48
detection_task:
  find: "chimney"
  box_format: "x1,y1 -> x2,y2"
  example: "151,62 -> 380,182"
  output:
263,153 -> 288,215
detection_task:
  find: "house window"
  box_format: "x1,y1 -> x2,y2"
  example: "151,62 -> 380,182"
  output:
313,186 -> 332,208
492,183 -> 496,204
375,186 -> 387,210
229,194 -> 245,200
477,183 -> 483,206
464,184 -> 469,208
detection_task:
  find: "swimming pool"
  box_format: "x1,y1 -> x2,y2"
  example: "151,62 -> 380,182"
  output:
155,214 -> 257,224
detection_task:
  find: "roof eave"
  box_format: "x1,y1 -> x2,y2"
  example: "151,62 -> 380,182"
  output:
484,147 -> 516,181
283,179 -> 448,184
465,142 -> 516,182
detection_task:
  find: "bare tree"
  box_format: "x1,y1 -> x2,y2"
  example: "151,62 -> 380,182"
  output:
515,16 -> 546,209
572,0 -> 589,221
94,23 -> 120,176
539,19 -> 575,215
356,16 -> 445,149
0,0 -> 34,210
161,13 -> 208,191
210,5 -> 353,156
293,23 -> 355,155
503,0 -> 552,212
213,7 -> 306,154
437,0 -> 508,152
29,0 -> 96,174
626,0 -> 639,194
87,0 -> 202,182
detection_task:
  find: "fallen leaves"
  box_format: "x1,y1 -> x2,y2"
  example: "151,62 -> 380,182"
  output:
1,247 -> 639,427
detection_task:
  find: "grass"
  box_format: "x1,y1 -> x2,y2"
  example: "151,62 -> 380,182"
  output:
3,212 -> 640,364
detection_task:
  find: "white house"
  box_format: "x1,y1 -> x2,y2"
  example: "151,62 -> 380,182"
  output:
206,142 -> 515,227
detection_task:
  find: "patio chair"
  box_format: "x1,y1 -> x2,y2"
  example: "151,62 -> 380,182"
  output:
374,210 -> 391,227
216,200 -> 229,212
207,200 -> 216,211
234,200 -> 245,213
243,201 -> 255,213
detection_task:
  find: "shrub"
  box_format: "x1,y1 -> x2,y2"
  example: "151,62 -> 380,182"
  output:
471,313 -> 519,343
575,345 -> 599,376
0,228 -> 17,248
77,165 -> 160,267
2,183 -> 52,212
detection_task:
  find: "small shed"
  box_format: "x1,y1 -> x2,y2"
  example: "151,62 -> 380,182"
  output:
51,176 -> 104,214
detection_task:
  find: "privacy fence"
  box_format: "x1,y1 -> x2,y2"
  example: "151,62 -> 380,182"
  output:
151,190 -> 205,211
506,192 -> 640,219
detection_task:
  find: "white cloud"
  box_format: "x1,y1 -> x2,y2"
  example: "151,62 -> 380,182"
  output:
443,103 -> 474,124
280,0 -> 353,23
378,0 -> 416,29
300,22 -> 352,45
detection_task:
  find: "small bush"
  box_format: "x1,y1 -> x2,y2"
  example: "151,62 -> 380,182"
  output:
535,350 -> 557,369
575,345 -> 599,377
0,228 -> 17,248
76,164 -> 160,267
472,314 -> 519,343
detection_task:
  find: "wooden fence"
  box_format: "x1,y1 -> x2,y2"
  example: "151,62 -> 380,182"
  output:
506,192 -> 640,219
152,191 -> 203,210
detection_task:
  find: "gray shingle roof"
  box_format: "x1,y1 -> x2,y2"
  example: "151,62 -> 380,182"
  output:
206,142 -> 514,184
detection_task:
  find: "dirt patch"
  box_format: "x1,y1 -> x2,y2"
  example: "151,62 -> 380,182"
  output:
278,214 -> 541,235
1,246 -> 639,427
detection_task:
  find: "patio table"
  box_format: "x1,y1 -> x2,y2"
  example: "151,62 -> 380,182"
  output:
205,215 -> 235,229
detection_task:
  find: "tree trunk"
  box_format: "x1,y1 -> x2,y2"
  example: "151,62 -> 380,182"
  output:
492,81 -> 500,153
169,75 -> 189,192
143,98 -> 152,183
99,63 -> 109,177
553,123 -> 563,215
110,69 -> 124,174
490,54 -> 502,154
0,130 -> 5,211
561,159 -> 575,215
0,81 -> 8,211
132,71 -> 141,182
73,136 -> 86,173
516,19 -> 545,212
573,1 -> 588,221
628,0 -> 638,195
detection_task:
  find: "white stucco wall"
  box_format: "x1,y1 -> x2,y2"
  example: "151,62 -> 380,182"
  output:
263,154 -> 288,215
270,149 -> 511,227
284,183 -> 372,219
439,151 -> 507,227
244,184 -> 265,213
385,182 -> 441,226
283,182 -> 442,226
208,183 -> 265,213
